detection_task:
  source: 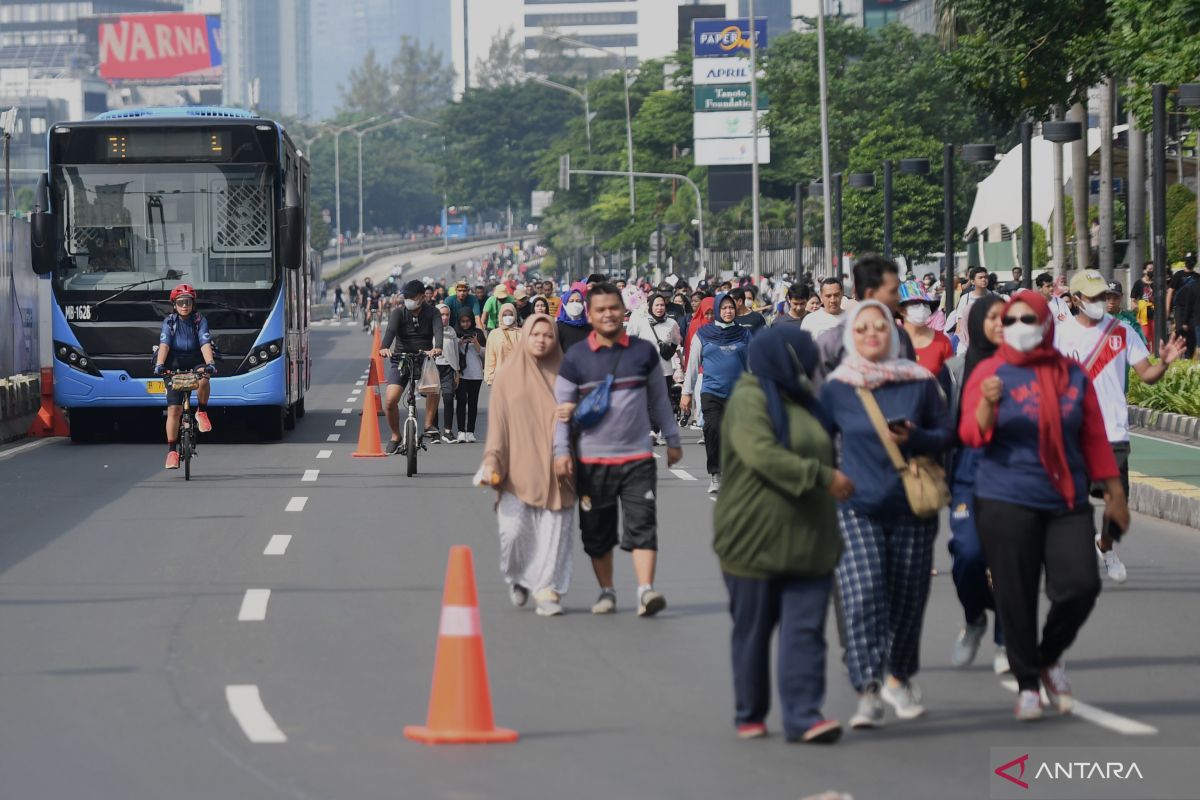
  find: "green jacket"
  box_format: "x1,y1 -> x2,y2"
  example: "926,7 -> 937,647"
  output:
712,373 -> 843,580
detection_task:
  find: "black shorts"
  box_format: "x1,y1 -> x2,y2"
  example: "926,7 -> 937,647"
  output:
165,354 -> 205,406
577,458 -> 659,557
388,353 -> 426,388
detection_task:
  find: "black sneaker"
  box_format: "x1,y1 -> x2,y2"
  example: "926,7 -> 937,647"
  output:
385,439 -> 401,455
424,427 -> 441,443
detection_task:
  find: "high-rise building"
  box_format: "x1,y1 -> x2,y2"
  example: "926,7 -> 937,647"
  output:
308,0 -> 452,119
450,0 -> 747,97
1,0 -> 185,70
222,0 -> 311,118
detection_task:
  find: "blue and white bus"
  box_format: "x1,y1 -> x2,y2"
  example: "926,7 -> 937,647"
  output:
441,206 -> 472,240
28,107 -> 311,440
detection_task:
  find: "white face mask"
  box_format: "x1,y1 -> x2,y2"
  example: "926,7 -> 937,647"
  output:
404,298 -> 419,311
1080,299 -> 1106,321
904,304 -> 932,326
501,315 -> 515,327
565,301 -> 584,318
1003,321 -> 1046,352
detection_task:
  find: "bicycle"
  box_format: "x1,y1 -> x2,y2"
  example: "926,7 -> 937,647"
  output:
162,367 -> 206,480
393,351 -> 429,477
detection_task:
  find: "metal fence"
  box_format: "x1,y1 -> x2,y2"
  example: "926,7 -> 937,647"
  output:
1,217 -> 40,378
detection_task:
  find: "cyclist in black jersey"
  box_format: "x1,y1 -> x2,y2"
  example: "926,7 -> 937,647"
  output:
379,279 -> 444,454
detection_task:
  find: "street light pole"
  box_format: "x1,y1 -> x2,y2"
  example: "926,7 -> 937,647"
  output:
355,118 -> 407,262
834,172 -> 843,279
748,0 -> 761,280
532,77 -> 591,154
942,143 -> 954,314
552,35 -> 636,218
1020,118 -> 1033,290
322,116 -> 378,273
883,159 -> 893,261
1151,83 -> 1167,356
815,7 -> 834,278
396,111 -> 450,251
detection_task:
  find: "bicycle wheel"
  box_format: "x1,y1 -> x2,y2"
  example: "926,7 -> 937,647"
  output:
404,417 -> 418,477
182,428 -> 193,481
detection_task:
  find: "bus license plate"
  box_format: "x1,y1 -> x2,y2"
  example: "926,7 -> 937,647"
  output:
146,380 -> 165,395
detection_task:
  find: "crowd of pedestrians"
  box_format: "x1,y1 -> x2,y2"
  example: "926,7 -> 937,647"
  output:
360,248 -> 1193,743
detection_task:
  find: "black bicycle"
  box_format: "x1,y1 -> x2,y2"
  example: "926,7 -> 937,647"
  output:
394,351 -> 429,477
162,367 -> 206,480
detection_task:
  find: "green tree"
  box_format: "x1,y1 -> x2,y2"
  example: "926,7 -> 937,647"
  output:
474,27 -> 524,89
337,38 -> 455,118
1167,200 -> 1198,262
1107,0 -> 1200,124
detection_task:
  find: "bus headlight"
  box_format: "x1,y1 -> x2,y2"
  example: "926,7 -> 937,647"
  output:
53,341 -> 102,377
237,339 -> 283,374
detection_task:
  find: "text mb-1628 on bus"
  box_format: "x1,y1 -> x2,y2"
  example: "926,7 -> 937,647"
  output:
27,107 -> 312,441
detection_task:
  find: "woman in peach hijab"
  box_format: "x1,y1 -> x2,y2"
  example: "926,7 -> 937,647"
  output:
476,314 -> 575,616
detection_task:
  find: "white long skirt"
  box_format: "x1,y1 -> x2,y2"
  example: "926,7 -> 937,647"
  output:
496,492 -> 575,596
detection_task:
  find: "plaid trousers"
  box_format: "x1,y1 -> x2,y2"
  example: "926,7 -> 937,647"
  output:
835,506 -> 938,692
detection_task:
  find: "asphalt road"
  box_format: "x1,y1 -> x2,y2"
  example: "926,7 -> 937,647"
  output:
2,322 -> 1198,800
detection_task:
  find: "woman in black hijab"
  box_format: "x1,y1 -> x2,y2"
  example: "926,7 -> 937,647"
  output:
945,293 -> 1007,673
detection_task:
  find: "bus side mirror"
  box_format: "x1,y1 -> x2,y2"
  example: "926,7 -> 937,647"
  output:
31,174 -> 55,276
278,206 -> 303,271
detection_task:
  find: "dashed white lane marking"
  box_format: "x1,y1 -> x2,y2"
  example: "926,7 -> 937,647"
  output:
345,397 -> 357,403
316,449 -> 332,459
355,380 -> 365,386
341,408 -> 353,414
334,419 -> 347,427
302,469 -> 319,482
670,468 -> 697,481
226,685 -> 287,743
327,434 -> 341,442
351,388 -> 362,395
709,496 -> 717,502
285,496 -> 307,512
998,679 -> 1158,736
264,535 -> 292,555
238,589 -> 271,621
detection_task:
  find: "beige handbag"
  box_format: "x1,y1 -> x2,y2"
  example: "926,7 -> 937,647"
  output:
855,387 -> 950,519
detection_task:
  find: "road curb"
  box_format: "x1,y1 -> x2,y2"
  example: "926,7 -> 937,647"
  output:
1128,472 -> 1200,530
1129,405 -> 1200,443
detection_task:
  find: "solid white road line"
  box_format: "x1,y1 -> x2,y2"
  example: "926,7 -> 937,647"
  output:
999,679 -> 1158,735
285,496 -> 307,512
263,535 -> 292,555
225,685 -> 287,743
1131,432 -> 1200,451
670,468 -> 697,481
316,449 -> 332,459
341,408 -> 353,414
237,589 -> 271,621
327,434 -> 341,442
334,419 -> 347,427
302,469 -> 319,482
0,438 -> 61,460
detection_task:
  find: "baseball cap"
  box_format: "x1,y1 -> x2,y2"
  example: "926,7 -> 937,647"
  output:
494,284 -> 510,299
1105,281 -> 1122,296
1069,269 -> 1108,298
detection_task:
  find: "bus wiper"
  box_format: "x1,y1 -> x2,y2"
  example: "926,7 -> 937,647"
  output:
91,270 -> 187,309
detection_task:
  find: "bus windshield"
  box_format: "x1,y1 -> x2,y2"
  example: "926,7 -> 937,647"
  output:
53,163 -> 277,293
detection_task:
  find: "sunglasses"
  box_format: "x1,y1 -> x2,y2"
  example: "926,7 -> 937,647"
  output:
1002,314 -> 1038,326
174,299 -> 194,306
853,319 -> 890,334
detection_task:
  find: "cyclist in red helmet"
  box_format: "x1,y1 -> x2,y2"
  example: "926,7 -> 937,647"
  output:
154,284 -> 217,469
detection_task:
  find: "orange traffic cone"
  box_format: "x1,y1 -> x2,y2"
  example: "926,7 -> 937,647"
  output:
368,345 -> 386,416
27,367 -> 69,437
371,325 -> 386,381
405,546 -> 519,745
351,367 -> 387,458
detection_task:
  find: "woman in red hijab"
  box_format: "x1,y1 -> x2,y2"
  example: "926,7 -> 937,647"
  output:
959,290 -> 1126,723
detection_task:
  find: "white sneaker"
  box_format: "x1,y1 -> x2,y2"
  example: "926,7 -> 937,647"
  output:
1096,537 -> 1127,583
1040,661 -> 1073,714
849,683 -> 885,729
1014,689 -> 1044,721
881,679 -> 925,720
951,618 -> 987,668
509,584 -> 529,608
456,431 -> 468,443
993,647 -> 1011,675
465,432 -> 478,443
707,474 -> 721,494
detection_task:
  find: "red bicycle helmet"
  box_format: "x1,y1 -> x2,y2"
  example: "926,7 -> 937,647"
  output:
170,283 -> 196,302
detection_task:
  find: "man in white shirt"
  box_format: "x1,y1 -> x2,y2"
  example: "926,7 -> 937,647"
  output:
800,277 -> 845,338
1036,272 -> 1072,324
954,267 -> 993,353
1055,270 -> 1187,582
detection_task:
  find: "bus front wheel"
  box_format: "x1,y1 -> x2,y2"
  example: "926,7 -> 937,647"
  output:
259,407 -> 285,441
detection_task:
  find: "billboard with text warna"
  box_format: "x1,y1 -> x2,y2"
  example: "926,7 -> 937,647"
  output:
98,13 -> 222,80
